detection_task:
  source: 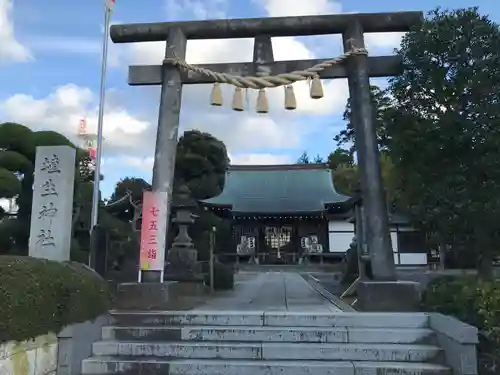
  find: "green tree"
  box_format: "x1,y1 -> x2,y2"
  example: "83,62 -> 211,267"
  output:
385,7 -> 500,278
296,151 -> 324,164
110,177 -> 151,203
326,148 -> 353,170
106,130 -> 232,262
333,164 -> 359,196
296,151 -> 310,164
175,130 -> 230,200
335,85 -> 393,153
0,123 -> 101,255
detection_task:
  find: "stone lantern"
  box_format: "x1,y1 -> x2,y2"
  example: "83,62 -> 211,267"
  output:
164,185 -> 201,281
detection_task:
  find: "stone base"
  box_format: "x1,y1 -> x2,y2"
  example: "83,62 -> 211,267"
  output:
356,280 -> 421,312
165,246 -> 200,280
163,273 -> 205,282
140,269 -> 163,282
116,281 -> 178,310
115,280 -> 209,310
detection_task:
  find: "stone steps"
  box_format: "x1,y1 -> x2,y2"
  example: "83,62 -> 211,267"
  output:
82,357 -> 452,375
81,311 -> 452,375
101,325 -> 436,344
109,310 -> 429,328
91,341 -> 443,362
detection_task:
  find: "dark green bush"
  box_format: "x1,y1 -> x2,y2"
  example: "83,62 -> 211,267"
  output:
205,262 -> 234,291
0,256 -> 112,344
421,276 -> 500,342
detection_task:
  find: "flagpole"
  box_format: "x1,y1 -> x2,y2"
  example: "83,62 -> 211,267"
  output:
90,3 -> 112,231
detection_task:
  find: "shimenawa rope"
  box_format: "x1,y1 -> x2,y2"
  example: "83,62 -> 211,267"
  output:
163,46 -> 368,89
161,41 -> 368,112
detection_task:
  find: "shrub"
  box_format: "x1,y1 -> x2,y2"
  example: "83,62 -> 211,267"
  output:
205,262 -> 234,291
421,276 -> 500,342
0,256 -> 112,344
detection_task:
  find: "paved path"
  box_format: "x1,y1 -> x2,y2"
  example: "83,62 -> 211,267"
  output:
194,272 -> 342,312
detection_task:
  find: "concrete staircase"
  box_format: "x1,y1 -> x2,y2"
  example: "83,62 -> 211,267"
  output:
82,310 -> 452,375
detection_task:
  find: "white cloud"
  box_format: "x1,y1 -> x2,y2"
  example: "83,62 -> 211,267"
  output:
106,152 -> 293,174
229,152 -> 292,165
256,0 -> 342,17
364,32 -> 405,53
0,84 -> 153,156
165,0 -> 228,19
0,0 -> 32,62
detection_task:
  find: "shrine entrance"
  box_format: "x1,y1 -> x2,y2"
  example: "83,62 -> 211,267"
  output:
264,226 -> 292,263
110,11 -> 423,282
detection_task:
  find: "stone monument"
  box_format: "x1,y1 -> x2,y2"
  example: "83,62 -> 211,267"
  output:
29,146 -> 76,261
164,185 -> 201,281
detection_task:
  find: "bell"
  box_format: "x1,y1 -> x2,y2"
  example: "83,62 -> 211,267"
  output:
284,85 -> 297,110
210,83 -> 223,106
310,76 -> 324,99
232,87 -> 244,111
256,88 -> 269,114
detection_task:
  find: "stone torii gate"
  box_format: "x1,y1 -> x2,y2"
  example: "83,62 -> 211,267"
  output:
110,12 -> 423,291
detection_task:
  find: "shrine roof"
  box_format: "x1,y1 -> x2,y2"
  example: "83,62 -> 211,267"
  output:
201,164 -> 352,214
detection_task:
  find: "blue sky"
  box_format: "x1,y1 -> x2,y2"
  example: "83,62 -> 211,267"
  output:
0,0 -> 496,199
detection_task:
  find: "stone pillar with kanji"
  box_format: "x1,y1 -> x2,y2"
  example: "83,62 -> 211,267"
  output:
29,146 -> 76,261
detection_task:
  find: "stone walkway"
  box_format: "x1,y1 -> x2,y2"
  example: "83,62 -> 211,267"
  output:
194,272 -> 342,312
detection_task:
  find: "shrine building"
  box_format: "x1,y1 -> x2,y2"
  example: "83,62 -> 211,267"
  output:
201,164 -> 428,266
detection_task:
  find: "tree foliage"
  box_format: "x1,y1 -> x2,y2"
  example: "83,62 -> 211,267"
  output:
335,85 -> 393,153
175,130 -> 229,200
106,129 -> 232,265
332,164 -> 359,196
110,177 -> 151,203
0,122 -> 103,255
327,148 -> 353,170
296,151 -> 324,164
383,7 -> 500,277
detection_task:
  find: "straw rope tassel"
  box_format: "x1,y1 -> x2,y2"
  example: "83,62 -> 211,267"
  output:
284,85 -> 297,110
210,83 -> 223,106
256,89 -> 268,114
310,76 -> 324,99
232,87 -> 244,111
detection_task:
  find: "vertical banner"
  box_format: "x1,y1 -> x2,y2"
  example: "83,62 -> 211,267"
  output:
139,191 -> 168,271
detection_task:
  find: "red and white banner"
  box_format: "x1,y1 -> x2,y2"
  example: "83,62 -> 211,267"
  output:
105,0 -> 115,11
139,191 -> 168,271
78,118 -> 86,135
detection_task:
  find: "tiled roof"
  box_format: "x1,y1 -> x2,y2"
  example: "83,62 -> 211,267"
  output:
201,164 -> 351,214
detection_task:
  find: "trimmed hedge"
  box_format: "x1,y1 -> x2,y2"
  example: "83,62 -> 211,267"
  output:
0,256 -> 112,344
421,276 -> 500,343
205,262 -> 235,291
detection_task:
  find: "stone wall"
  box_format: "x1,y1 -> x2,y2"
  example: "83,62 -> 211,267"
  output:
0,334 -> 58,375
57,315 -> 110,375
429,313 -> 479,375
0,314 -> 109,375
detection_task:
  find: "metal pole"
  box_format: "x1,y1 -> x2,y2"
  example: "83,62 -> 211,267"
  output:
90,5 -> 111,230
